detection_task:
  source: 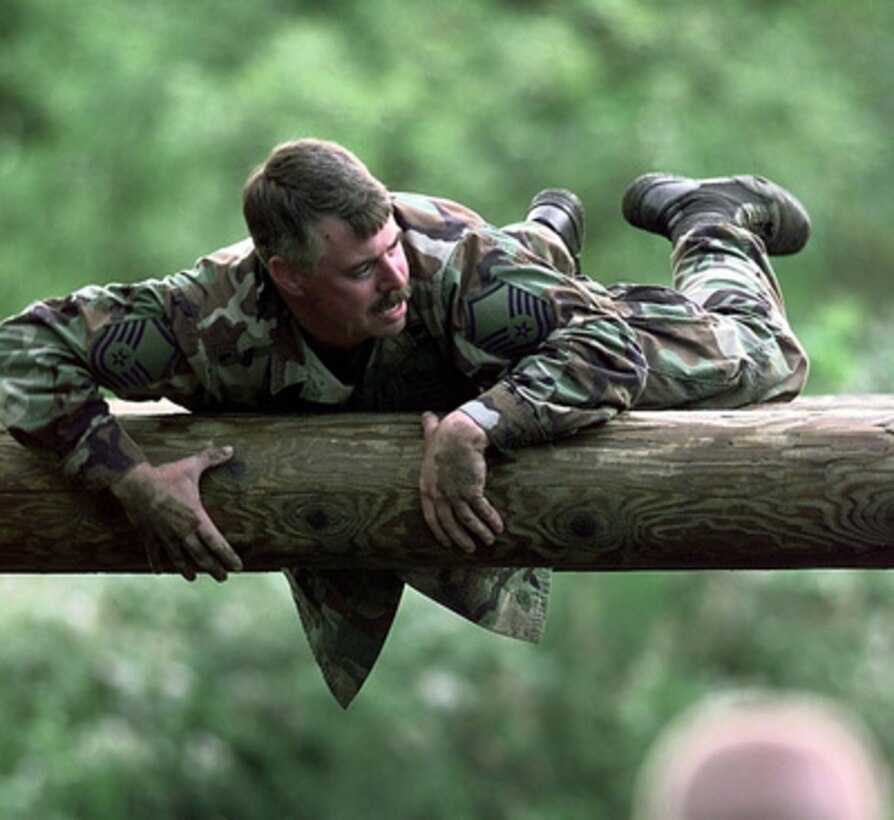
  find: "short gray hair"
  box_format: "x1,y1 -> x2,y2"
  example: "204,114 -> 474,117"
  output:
242,138 -> 391,269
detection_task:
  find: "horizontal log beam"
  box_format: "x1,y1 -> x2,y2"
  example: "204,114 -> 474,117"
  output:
2,397 -> 894,573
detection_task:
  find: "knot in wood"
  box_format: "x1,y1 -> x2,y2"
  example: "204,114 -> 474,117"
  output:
286,496 -> 360,552
552,504 -> 620,552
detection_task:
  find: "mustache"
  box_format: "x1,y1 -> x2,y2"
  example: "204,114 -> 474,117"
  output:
375,283 -> 413,311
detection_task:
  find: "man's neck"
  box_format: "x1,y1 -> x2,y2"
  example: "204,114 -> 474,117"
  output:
304,333 -> 374,385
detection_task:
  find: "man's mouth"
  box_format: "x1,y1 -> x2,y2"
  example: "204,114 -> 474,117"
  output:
374,284 -> 413,315
378,302 -> 404,317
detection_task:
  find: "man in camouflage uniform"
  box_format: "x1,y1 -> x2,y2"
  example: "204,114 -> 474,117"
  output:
0,139 -> 809,706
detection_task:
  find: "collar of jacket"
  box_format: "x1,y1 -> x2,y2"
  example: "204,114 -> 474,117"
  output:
268,306 -> 356,405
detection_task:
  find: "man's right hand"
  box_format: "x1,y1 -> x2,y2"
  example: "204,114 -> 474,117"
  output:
109,446 -> 243,582
419,410 -> 503,553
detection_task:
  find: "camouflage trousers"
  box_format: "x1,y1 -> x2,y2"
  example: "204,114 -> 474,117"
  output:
512,218 -> 809,408
287,220 -> 809,708
620,223 -> 808,409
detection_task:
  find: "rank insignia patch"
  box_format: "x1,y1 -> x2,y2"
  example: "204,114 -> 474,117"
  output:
464,282 -> 553,358
90,318 -> 181,389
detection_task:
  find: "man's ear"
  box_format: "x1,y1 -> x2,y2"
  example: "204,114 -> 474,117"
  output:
266,255 -> 306,297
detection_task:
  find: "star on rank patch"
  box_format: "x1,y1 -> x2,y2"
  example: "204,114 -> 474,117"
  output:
463,282 -> 553,358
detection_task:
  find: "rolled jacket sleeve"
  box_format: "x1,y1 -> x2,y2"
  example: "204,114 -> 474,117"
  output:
446,228 -> 649,449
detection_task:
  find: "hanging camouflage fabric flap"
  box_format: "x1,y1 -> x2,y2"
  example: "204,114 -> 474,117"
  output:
401,566 -> 551,643
283,567 -> 404,708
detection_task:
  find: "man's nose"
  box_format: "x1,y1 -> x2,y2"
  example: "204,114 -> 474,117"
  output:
377,254 -> 406,289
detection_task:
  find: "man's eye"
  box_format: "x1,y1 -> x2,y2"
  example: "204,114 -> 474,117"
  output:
351,262 -> 375,278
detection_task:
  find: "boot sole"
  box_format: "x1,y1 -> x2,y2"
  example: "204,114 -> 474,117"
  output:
623,173 -> 811,256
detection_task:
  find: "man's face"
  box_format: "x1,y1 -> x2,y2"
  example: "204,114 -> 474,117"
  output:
293,215 -> 411,350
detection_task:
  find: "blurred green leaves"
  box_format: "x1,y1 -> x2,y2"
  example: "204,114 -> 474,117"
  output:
4,0 -> 893,393
4,570 -> 894,818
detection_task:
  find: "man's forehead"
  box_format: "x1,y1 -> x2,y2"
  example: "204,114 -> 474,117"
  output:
315,214 -> 397,249
308,214 -> 399,276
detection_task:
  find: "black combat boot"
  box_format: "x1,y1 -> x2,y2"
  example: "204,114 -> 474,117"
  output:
527,188 -> 586,274
621,173 -> 811,255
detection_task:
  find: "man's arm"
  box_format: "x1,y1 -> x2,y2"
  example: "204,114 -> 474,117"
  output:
0,282 -> 242,580
420,228 -> 649,550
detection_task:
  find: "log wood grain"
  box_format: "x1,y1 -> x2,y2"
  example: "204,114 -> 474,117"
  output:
2,397 -> 893,573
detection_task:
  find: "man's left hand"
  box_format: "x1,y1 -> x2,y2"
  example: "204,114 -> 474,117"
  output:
419,410 -> 504,553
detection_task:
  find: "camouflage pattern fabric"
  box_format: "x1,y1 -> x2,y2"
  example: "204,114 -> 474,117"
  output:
285,568 -> 404,708
616,222 -> 808,410
0,192 -> 807,706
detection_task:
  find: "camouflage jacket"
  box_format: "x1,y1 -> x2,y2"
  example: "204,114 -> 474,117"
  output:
0,193 -> 647,705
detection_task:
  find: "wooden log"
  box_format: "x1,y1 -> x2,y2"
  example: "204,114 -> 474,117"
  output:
2,396 -> 894,573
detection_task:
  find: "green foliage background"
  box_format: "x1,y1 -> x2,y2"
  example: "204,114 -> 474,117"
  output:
2,0 -> 894,817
